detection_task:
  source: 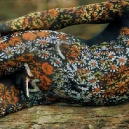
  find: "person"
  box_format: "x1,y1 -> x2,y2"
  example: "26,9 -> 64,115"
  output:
1,0 -> 129,117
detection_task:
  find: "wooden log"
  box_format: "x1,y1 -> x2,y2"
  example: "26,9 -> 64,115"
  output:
0,103 -> 129,129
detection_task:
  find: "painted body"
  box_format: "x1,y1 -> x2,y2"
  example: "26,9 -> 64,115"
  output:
1,0 -> 129,117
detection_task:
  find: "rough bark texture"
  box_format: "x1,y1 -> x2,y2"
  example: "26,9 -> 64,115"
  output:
0,103 -> 129,129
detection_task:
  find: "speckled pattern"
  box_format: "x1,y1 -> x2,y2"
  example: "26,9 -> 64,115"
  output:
1,0 -> 129,117
0,0 -> 126,36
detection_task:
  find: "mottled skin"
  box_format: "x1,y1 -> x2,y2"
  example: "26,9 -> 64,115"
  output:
1,0 -> 129,117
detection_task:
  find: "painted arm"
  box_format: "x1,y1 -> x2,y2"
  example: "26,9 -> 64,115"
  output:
0,0 -> 128,36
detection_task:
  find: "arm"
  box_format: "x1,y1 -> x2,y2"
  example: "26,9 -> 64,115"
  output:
0,0 -> 128,36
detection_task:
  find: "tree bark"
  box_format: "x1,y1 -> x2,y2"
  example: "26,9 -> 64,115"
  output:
0,103 -> 129,129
